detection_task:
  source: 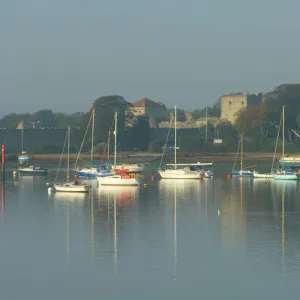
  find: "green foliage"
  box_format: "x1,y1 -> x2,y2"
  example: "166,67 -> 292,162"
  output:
191,101 -> 221,120
0,110 -> 84,129
79,95 -> 130,148
125,116 -> 150,150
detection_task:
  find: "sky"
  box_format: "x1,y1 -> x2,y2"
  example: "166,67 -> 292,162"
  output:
1,0 -> 300,116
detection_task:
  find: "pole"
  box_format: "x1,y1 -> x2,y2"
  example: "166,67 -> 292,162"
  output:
1,144 -> 5,183
174,106 -> 177,169
67,126 -> 70,182
21,124 -> 24,152
205,107 -> 208,143
91,109 -> 95,167
108,130 -> 110,161
114,112 -> 117,169
240,133 -> 243,171
282,106 -> 285,169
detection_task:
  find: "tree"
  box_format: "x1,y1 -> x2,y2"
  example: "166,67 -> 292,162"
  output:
80,95 -> 131,149
126,116 -> 150,150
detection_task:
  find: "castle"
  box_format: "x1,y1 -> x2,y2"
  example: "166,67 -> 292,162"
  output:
220,92 -> 262,123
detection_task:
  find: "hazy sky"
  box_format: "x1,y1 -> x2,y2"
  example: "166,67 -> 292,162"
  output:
1,0 -> 300,116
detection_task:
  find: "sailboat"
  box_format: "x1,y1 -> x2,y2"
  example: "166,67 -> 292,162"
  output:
18,124 -> 30,164
253,114 -> 283,179
158,106 -> 213,179
97,112 -> 140,186
74,109 -> 111,178
231,133 -> 253,177
274,106 -> 300,180
53,126 -> 89,192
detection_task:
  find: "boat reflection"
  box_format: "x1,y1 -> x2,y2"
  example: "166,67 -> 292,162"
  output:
1,183 -> 5,225
52,192 -> 88,203
158,179 -> 202,201
17,175 -> 47,192
98,185 -> 140,206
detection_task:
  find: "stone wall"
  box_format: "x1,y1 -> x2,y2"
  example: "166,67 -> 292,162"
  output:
158,116 -> 219,128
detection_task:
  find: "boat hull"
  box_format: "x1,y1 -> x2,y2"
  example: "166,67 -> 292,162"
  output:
231,171 -> 253,177
158,170 -> 201,179
18,155 -> 31,163
19,170 -> 47,176
114,164 -> 145,173
97,176 -> 140,186
75,171 -> 97,178
273,174 -> 300,180
54,183 -> 89,192
253,172 -> 273,179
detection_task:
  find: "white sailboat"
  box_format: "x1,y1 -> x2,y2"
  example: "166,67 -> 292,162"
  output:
53,126 -> 89,192
274,106 -> 300,180
18,124 -> 31,164
97,112 -> 140,186
230,133 -> 253,177
159,106 -> 213,179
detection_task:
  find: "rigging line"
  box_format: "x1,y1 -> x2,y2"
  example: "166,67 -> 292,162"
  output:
158,112 -> 174,170
271,113 -> 282,172
55,128 -> 68,183
232,138 -> 241,172
100,118 -> 115,165
73,112 -> 93,169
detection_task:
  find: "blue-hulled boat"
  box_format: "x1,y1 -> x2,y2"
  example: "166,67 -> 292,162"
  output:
18,151 -> 31,164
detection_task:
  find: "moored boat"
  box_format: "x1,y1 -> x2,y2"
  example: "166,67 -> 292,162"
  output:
18,165 -> 47,176
253,171 -> 273,179
97,112 -> 140,187
51,126 -> 90,193
97,170 -> 140,186
54,180 -> 89,192
158,106 -> 213,179
159,162 -> 214,179
230,133 -> 254,178
273,169 -> 300,180
274,106 -> 300,181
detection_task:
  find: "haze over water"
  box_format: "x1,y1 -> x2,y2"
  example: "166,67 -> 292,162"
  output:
0,171 -> 300,299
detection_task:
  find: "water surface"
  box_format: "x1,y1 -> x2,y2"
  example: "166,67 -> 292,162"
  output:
0,171 -> 299,299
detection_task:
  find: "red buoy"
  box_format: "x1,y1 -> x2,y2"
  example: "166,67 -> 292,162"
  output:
199,175 -> 203,180
227,173 -> 231,179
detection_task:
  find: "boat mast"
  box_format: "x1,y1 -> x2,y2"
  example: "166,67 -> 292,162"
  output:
114,111 -> 117,169
174,105 -> 177,169
91,108 -> 95,168
282,105 -> 285,169
67,126 -> 70,182
21,122 -> 24,152
240,132 -> 243,171
205,107 -> 208,143
108,130 -> 110,161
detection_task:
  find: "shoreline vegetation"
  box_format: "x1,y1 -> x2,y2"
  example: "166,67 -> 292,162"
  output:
10,152 -> 280,163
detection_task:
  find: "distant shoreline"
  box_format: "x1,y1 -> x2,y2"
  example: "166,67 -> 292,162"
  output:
12,152 -> 280,163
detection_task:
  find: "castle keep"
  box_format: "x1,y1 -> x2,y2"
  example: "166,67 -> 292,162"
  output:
220,92 -> 262,123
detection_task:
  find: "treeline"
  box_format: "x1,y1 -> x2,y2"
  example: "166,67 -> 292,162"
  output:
0,110 -> 84,129
2,84 -> 300,154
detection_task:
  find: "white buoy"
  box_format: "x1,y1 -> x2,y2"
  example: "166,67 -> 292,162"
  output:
48,187 -> 54,193
218,210 -> 221,216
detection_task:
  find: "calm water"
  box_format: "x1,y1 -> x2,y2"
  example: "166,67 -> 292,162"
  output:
1,168 -> 300,299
